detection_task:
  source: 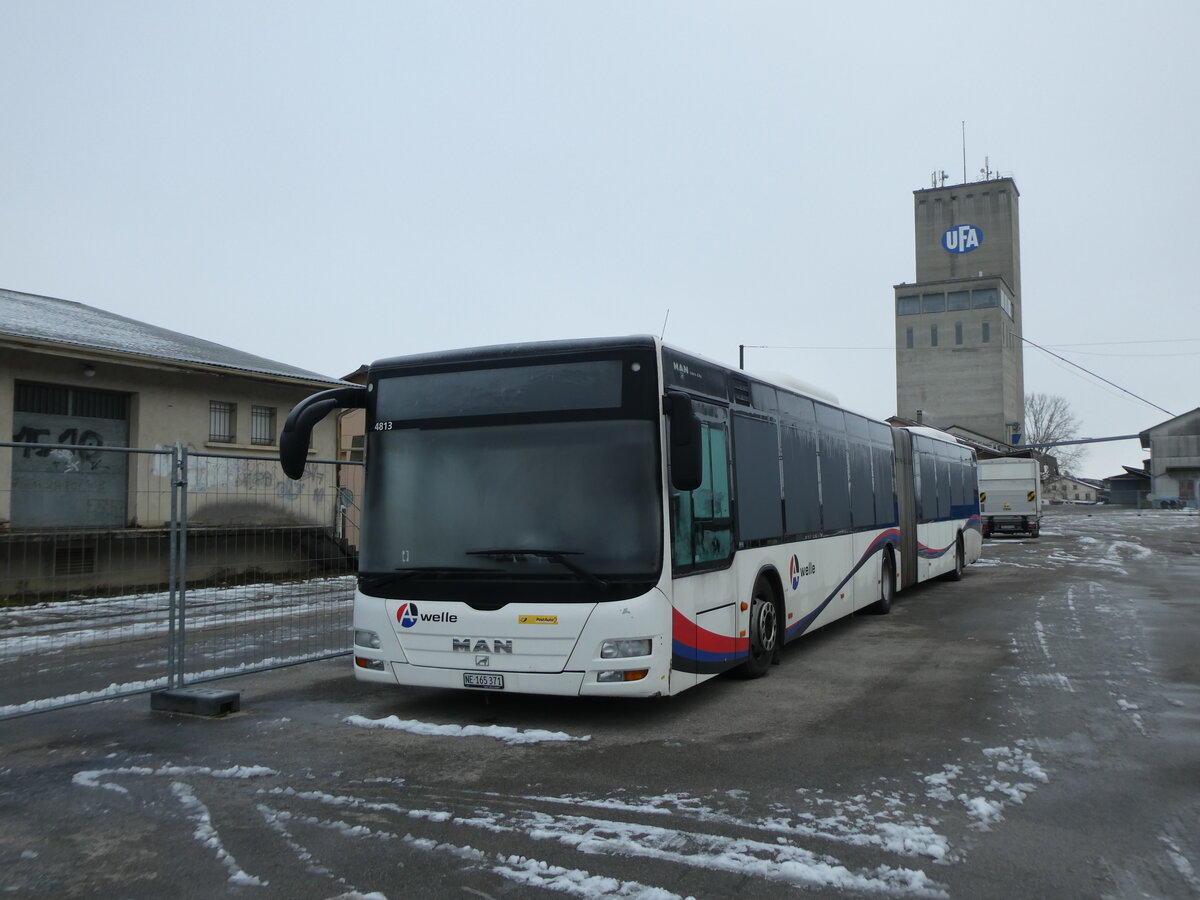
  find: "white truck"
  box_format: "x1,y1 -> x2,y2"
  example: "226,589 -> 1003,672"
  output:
979,457 -> 1041,538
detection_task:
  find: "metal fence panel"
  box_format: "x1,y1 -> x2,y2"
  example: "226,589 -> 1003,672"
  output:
1,442 -> 361,719
172,451 -> 356,687
1,443 -> 180,717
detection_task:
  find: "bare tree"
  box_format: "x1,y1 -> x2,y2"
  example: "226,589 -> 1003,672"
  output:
1024,392 -> 1088,474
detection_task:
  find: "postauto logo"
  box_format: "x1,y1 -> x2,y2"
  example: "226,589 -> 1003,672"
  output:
942,224 -> 983,254
397,602 -> 420,628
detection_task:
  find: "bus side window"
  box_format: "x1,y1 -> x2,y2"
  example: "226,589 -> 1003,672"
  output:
695,425 -> 732,562
672,492 -> 694,566
672,422 -> 733,569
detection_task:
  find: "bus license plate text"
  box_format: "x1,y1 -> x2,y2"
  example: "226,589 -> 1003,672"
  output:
463,673 -> 504,690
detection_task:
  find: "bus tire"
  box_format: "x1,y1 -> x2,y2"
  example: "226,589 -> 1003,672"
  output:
871,552 -> 896,614
948,537 -> 964,581
737,576 -> 779,679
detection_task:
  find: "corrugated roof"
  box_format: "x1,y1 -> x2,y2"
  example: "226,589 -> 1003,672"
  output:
1,288 -> 343,385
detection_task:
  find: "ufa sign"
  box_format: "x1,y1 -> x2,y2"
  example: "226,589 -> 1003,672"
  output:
942,224 -> 983,253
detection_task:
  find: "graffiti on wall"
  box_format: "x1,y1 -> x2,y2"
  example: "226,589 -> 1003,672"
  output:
13,424 -> 109,473
148,447 -> 333,526
11,414 -> 128,528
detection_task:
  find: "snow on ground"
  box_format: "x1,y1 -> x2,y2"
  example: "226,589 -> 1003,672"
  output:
344,714 -> 591,745
31,508 -> 1200,896
0,576 -> 354,656
0,654 -> 335,718
1,575 -> 354,717
172,781 -> 268,887
68,726 -> 1056,898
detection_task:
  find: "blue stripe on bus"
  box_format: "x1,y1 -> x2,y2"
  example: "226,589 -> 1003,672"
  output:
670,643 -> 751,674
672,528 -> 902,671
784,529 -> 898,641
672,518 -> 979,673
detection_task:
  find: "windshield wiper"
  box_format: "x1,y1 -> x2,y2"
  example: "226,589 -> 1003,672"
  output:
465,548 -> 609,588
359,567 -> 498,589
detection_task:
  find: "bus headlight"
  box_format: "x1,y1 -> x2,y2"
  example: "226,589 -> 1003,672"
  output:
354,629 -> 382,650
597,669 -> 649,683
600,638 -> 651,659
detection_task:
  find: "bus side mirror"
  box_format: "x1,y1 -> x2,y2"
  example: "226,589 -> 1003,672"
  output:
279,385 -> 367,480
665,392 -> 703,492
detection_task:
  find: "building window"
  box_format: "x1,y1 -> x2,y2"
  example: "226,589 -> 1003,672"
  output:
209,401 -> 236,442
1000,289 -> 1014,318
972,288 -> 999,309
930,325 -> 938,347
947,290 -> 970,310
922,293 -> 945,313
898,295 -> 920,315
906,327 -> 914,349
955,322 -> 963,345
982,322 -> 991,343
251,406 -> 277,446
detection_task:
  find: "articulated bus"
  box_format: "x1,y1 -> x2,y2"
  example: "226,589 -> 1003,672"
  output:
280,336 -> 981,698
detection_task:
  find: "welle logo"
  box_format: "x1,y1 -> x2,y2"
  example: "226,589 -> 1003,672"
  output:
942,224 -> 983,254
397,602 -> 420,628
396,602 -> 458,628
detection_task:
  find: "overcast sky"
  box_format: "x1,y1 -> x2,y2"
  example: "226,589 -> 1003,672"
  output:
3,2 -> 1197,479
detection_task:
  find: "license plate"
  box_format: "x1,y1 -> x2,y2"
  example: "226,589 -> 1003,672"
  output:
463,672 -> 504,690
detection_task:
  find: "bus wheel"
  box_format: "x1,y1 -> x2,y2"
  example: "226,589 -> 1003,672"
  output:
737,577 -> 779,679
871,553 -> 896,614
948,538 -> 964,581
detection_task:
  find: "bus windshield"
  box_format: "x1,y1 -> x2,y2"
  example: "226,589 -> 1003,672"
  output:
359,358 -> 662,602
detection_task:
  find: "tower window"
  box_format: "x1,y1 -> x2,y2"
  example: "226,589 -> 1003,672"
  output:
906,327 -> 914,349
931,325 -> 939,347
982,322 -> 991,343
955,323 -> 963,345
972,288 -> 999,309
898,295 -> 920,315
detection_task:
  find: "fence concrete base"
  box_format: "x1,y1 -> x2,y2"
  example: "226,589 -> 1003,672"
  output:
150,687 -> 241,717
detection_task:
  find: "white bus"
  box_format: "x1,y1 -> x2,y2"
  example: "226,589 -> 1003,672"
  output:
280,336 -> 981,697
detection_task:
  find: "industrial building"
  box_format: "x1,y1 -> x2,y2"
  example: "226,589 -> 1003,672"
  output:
894,177 -> 1025,448
1140,409 -> 1200,508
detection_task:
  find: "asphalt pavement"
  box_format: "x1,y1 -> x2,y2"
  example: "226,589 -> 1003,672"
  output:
1,506 -> 1197,899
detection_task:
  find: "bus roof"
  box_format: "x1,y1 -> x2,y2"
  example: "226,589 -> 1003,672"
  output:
370,335 -> 657,371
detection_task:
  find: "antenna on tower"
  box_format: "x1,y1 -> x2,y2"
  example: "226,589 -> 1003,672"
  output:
961,121 -> 967,183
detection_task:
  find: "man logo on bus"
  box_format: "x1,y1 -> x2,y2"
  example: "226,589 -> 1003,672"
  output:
397,602 -> 420,628
942,224 -> 983,254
